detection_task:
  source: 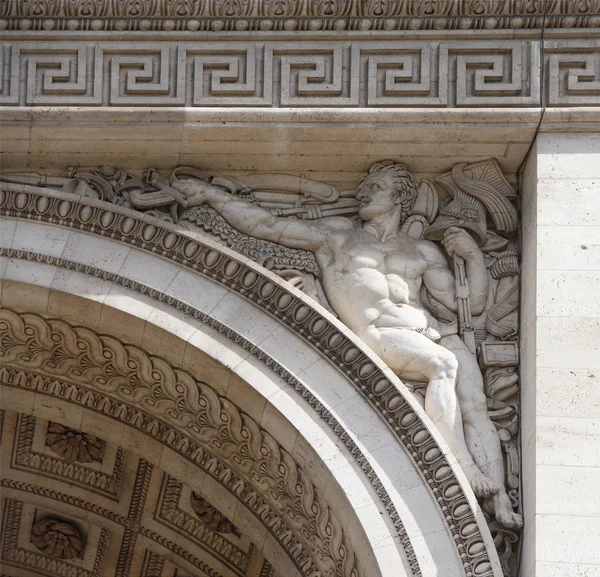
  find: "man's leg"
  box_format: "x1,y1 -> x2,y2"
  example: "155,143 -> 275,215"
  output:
442,335 -> 523,528
359,325 -> 497,498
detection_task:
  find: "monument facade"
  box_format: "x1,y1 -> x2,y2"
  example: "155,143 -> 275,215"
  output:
1,2 -> 599,577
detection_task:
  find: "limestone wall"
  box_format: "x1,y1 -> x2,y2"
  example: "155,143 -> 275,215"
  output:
521,133 -> 600,576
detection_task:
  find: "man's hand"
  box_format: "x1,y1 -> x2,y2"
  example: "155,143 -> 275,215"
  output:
441,227 -> 481,260
171,179 -> 221,208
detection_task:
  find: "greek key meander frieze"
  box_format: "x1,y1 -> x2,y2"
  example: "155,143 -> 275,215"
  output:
1,39 -> 598,107
1,0 -> 599,31
0,182 -> 504,577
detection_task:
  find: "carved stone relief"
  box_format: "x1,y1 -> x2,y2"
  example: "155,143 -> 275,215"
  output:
190,492 -> 241,537
0,160 -> 522,532
1,39 -> 598,108
1,39 -> 558,108
30,517 -> 85,560
11,413 -> 126,500
1,497 -> 109,577
46,422 -> 103,464
163,159 -> 523,548
1,0 -> 599,31
0,161 -> 519,572
159,474 -> 248,574
0,311 -> 364,577
0,410 -> 274,577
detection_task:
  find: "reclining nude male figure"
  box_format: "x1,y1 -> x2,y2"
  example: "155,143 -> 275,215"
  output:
173,161 -> 522,529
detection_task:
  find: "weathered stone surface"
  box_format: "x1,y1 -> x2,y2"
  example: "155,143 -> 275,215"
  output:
520,133 -> 600,577
1,38 -> 598,109
1,3 -> 599,577
1,0 -> 599,31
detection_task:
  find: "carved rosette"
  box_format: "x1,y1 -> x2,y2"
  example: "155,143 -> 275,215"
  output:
191,492 -> 240,536
30,518 -> 85,560
45,422 -> 102,464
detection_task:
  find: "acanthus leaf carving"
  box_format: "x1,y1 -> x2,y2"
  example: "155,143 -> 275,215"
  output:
0,308 -> 361,577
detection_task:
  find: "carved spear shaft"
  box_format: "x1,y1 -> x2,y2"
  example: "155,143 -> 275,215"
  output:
453,254 -> 477,355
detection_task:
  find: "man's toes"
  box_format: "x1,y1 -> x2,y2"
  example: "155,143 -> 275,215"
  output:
508,512 -> 523,530
479,479 -> 498,498
495,506 -> 523,529
477,482 -> 490,498
471,480 -> 484,497
473,478 -> 495,498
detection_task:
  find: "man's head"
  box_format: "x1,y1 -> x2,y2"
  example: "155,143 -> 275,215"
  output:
357,161 -> 418,222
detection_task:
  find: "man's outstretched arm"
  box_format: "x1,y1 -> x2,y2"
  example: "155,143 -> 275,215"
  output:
173,179 -> 328,252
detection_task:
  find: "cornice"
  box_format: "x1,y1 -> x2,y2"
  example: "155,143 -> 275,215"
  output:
3,105 -> 597,124
1,0 -> 599,32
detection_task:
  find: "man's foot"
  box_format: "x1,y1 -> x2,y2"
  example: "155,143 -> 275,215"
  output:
492,490 -> 523,529
462,464 -> 500,498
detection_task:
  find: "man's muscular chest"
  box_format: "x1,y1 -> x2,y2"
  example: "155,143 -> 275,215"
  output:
334,230 -> 426,279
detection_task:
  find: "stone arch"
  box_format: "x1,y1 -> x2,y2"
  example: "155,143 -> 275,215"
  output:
0,185 -> 503,577
0,305 -> 369,577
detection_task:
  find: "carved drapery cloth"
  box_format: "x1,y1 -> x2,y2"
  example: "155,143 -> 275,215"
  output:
0,182 -> 500,577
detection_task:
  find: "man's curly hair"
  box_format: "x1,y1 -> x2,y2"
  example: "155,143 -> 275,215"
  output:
360,160 -> 418,219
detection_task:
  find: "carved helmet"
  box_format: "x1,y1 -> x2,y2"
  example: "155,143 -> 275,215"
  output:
425,191 -> 488,246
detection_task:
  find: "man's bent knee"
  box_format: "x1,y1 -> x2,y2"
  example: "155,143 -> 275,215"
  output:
429,348 -> 459,379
